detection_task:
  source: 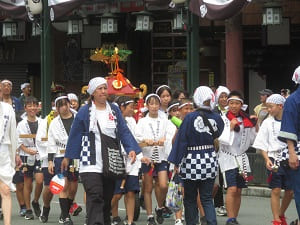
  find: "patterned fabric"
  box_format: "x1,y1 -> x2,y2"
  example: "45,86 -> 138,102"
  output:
266,94 -> 286,105
80,135 -> 91,166
180,149 -> 217,180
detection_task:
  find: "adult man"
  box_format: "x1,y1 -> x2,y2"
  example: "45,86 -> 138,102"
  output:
18,83 -> 31,107
253,88 -> 273,126
278,66 -> 300,225
1,80 -> 23,120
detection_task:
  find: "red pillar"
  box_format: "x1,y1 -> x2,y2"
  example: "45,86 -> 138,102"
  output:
225,14 -> 243,93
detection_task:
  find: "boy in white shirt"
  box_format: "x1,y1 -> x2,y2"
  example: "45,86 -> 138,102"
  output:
253,94 -> 293,225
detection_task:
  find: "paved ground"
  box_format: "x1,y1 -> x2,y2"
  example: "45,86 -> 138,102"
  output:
7,183 -> 298,225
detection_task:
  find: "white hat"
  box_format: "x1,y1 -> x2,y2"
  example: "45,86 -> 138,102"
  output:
266,94 -> 286,105
67,93 -> 78,102
20,83 -> 30,90
193,86 -> 214,108
87,77 -> 107,95
1,79 -> 12,86
215,86 -> 230,103
292,66 -> 300,84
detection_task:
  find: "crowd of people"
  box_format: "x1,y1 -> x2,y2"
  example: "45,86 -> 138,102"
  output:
0,67 -> 299,225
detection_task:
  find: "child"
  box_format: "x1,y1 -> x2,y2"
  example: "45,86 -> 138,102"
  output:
168,86 -> 224,225
156,85 -> 172,117
178,98 -> 194,120
213,85 -> 230,217
68,93 -> 79,111
135,94 -> 176,225
218,90 -> 257,225
16,96 -> 43,220
47,93 -> 78,225
253,94 -> 293,225
111,96 -> 150,225
36,103 -> 58,223
167,100 -> 180,120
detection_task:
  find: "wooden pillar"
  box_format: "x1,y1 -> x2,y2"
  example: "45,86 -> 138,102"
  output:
225,13 -> 243,92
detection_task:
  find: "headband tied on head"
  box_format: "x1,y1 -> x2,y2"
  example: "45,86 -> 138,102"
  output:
178,102 -> 193,109
55,96 -> 68,106
167,102 -> 179,113
193,86 -> 214,108
155,85 -> 170,95
67,93 -> 78,102
20,83 -> 30,90
227,97 -> 248,111
1,79 -> 12,86
87,77 -> 107,95
121,100 -> 134,106
145,93 -> 161,103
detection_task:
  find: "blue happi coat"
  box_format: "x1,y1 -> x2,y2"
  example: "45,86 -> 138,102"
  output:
168,109 -> 224,180
65,102 -> 141,164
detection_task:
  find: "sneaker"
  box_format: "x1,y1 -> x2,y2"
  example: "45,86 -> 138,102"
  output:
226,218 -> 240,225
175,219 -> 183,225
69,202 -> 82,216
128,223 -> 136,225
19,208 -> 27,217
216,206 -> 227,216
155,208 -> 164,224
272,221 -> 282,225
147,216 -> 157,225
200,216 -> 207,225
0,210 -> 3,220
24,209 -> 34,220
59,214 -> 64,224
111,216 -> 123,225
162,206 -> 173,218
280,215 -> 288,225
39,206 -> 50,223
63,217 -> 73,225
32,200 -> 41,217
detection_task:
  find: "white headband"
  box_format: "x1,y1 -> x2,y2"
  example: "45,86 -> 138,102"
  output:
121,100 -> 134,106
1,79 -> 12,86
266,94 -> 286,105
20,83 -> 30,90
227,97 -> 244,104
145,94 -> 161,103
67,93 -> 78,102
155,85 -> 170,95
55,96 -> 69,106
178,102 -> 193,109
167,102 -> 179,113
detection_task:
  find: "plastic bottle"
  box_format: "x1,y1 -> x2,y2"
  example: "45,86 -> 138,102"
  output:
171,116 -> 182,128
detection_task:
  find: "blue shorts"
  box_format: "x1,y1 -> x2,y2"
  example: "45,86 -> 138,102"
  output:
20,156 -> 42,178
267,158 -> 292,190
54,157 -> 79,182
141,161 -> 169,176
225,168 -> 247,189
13,170 -> 24,184
42,167 -> 54,186
114,175 -> 140,194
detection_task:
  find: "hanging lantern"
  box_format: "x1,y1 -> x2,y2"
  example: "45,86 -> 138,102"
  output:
133,11 -> 153,32
32,23 -> 40,36
262,3 -> 282,25
67,19 -> 83,35
100,13 -> 118,34
2,20 -> 17,37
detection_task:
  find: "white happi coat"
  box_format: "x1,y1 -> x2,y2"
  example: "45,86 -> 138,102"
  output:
17,117 -> 42,159
47,112 -> 76,158
0,102 -> 17,191
135,114 -> 176,163
253,117 -> 288,161
218,114 -> 256,173
36,118 -> 50,168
